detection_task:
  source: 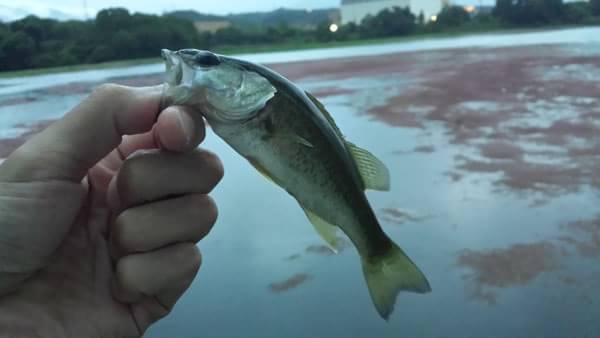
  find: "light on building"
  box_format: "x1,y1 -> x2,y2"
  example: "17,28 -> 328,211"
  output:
430,15 -> 438,22
464,5 -> 476,13
329,23 -> 339,33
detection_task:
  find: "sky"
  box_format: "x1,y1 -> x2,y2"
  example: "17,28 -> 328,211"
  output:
1,0 -> 496,18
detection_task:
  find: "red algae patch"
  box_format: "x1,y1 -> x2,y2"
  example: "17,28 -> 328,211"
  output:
0,96 -> 39,108
479,141 -> 523,160
457,242 -> 560,304
354,45 -> 600,201
305,237 -> 352,256
268,273 -> 313,293
108,74 -> 163,87
310,87 -> 358,99
379,207 -> 427,225
4,45 -> 597,206
284,254 -> 302,261
559,215 -> 600,259
414,145 -> 435,153
305,244 -> 336,256
455,156 -> 586,196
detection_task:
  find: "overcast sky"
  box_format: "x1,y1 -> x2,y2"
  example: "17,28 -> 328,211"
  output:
4,0 -> 496,17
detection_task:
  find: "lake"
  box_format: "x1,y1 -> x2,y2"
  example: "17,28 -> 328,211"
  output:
1,27 -> 599,338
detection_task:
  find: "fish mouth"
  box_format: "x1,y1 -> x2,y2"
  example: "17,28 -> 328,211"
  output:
162,49 -> 183,86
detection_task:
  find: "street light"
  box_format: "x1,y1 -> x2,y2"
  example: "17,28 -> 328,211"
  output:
329,23 -> 339,33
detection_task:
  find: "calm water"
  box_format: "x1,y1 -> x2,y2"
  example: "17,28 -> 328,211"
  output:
0,28 -> 599,338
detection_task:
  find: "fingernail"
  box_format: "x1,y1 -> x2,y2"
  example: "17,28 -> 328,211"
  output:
177,111 -> 193,146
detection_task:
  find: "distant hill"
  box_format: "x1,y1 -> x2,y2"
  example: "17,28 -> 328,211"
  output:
0,4 -> 80,22
166,10 -> 225,22
167,7 -> 339,30
0,5 -> 338,29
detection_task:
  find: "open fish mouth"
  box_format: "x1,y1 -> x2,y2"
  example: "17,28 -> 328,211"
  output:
161,49 -> 183,86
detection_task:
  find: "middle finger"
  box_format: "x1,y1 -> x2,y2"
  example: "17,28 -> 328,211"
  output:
107,149 -> 223,212
111,194 -> 217,257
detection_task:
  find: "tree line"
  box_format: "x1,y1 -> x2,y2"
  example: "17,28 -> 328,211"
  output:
0,1 -> 599,71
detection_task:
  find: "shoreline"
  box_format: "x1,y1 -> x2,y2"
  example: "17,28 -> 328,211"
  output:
0,25 -> 596,81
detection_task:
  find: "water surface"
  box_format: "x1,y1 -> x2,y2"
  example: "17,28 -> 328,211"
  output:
0,28 -> 598,338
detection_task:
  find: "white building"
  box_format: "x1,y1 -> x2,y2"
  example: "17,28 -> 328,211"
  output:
341,0 -> 449,25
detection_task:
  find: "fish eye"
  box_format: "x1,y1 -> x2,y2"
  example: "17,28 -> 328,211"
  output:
194,51 -> 221,67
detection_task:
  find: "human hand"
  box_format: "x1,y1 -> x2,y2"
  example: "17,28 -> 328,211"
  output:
0,84 -> 223,338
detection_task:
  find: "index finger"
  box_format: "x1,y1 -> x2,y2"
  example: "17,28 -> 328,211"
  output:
0,84 -> 162,183
118,105 -> 206,156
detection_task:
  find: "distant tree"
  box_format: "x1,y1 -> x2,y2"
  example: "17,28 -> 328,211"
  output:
591,0 -> 600,16
564,2 -> 591,23
0,28 -> 8,66
494,0 -> 514,23
338,22 -> 360,40
361,7 -> 416,38
88,45 -> 114,63
418,11 -> 425,25
471,12 -> 500,28
493,0 -> 564,25
314,21 -> 335,42
31,52 -> 58,68
112,30 -> 135,59
213,27 -> 245,45
436,6 -> 471,27
96,8 -> 131,32
197,32 -> 213,49
1,31 -> 36,70
536,0 -> 564,23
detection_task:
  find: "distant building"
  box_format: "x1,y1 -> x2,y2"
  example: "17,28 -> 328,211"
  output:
462,4 -> 494,17
193,20 -> 231,33
340,0 -> 449,25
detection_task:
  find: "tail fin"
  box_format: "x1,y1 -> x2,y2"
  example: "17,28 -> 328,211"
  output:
361,242 -> 431,320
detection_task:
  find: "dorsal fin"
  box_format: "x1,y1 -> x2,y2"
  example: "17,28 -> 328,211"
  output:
306,91 -> 390,192
346,142 -> 391,191
305,91 -> 344,139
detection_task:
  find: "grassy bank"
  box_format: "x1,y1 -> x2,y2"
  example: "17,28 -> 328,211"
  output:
0,25 -> 587,79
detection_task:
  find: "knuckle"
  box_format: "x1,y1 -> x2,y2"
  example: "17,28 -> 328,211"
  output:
201,195 -> 219,227
2,147 -> 40,180
199,150 -> 224,185
116,157 -> 143,203
115,256 -> 137,289
112,210 -> 137,254
116,151 -> 161,204
184,245 -> 202,274
92,83 -> 126,100
188,195 -> 218,241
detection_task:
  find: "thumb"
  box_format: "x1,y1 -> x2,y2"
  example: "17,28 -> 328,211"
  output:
0,84 -> 164,183
0,84 -> 164,295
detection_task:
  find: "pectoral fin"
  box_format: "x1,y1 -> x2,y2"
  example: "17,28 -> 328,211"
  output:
247,157 -> 279,185
289,133 -> 314,148
346,142 -> 391,191
301,206 -> 340,254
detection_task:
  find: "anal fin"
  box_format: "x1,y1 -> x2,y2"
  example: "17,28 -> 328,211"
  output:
301,207 -> 340,254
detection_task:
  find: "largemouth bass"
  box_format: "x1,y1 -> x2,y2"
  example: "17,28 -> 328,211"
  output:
161,49 -> 431,319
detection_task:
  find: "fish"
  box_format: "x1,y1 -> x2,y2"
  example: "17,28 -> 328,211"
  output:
160,49 -> 431,319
